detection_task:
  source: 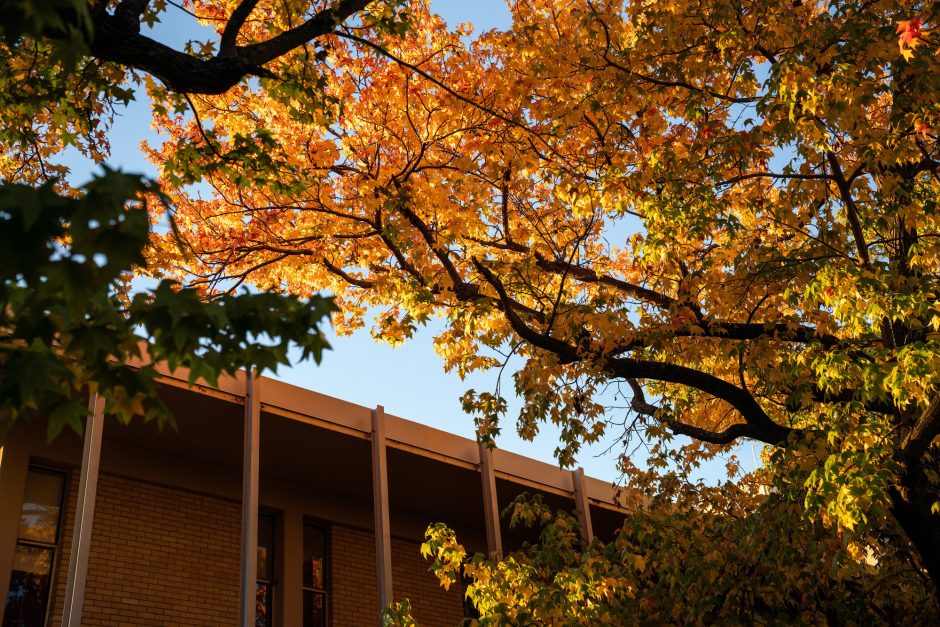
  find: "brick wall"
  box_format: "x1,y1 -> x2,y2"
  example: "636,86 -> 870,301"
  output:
330,525 -> 465,626
330,525 -> 379,625
44,472 -> 463,626
51,472 -> 241,626
390,535 -> 465,626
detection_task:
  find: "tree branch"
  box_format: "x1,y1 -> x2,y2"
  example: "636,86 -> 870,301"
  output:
89,0 -> 370,93
825,152 -> 869,267
393,197 -> 474,298
610,358 -> 793,445
321,257 -> 375,289
219,0 -> 260,57
900,394 -> 940,465
533,253 -> 675,308
671,421 -> 762,445
627,378 -> 782,445
238,0 -> 369,67
473,259 -> 580,358
474,260 -> 794,446
535,253 -> 842,347
113,0 -> 151,31
626,377 -> 659,415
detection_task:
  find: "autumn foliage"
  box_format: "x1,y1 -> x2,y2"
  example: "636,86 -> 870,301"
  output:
4,0 -> 940,620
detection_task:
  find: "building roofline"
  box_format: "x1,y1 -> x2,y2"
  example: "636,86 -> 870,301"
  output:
135,347 -> 634,513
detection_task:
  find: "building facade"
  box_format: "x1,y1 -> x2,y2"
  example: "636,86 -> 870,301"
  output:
0,365 -> 627,626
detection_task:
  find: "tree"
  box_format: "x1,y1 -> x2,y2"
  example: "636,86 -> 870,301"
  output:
0,170 -> 336,439
415,491 -> 938,624
0,0 -> 406,183
0,0 -> 401,435
143,0 -> 940,606
5,0 -> 939,616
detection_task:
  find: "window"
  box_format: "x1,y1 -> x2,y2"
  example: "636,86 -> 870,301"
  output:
256,513 -> 276,627
4,467 -> 66,627
302,523 -> 328,627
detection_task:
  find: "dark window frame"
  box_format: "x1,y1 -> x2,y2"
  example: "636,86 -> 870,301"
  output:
4,465 -> 67,627
256,511 -> 278,627
302,520 -> 330,627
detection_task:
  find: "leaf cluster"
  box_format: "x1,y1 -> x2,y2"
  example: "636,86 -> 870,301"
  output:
0,169 -> 335,439
412,493 -> 937,625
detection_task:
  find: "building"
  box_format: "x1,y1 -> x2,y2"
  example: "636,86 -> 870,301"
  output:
0,361 -> 629,626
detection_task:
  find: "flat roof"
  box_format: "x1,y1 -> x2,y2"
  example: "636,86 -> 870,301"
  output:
143,352 -> 633,514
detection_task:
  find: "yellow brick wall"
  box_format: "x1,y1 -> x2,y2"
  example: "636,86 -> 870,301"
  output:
330,525 -> 379,625
44,472 -> 464,626
330,525 -> 465,626
52,472 -> 241,626
391,534 -> 466,626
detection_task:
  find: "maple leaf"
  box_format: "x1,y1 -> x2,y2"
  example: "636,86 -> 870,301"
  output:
897,18 -> 924,60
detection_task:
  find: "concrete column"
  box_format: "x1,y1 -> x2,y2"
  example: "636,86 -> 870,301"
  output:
478,443 -> 503,560
371,405 -> 393,621
280,509 -> 304,627
61,394 -> 106,627
572,467 -> 594,543
239,373 -> 261,627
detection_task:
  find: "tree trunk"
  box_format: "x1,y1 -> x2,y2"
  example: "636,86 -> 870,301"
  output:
889,478 -> 940,609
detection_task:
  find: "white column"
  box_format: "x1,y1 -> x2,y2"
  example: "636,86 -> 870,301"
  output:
572,467 -> 594,544
479,443 -> 503,560
61,394 -> 106,627
239,373 -> 261,627
371,405 -> 393,621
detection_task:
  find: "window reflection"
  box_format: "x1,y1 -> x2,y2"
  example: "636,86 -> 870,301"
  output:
303,526 -> 325,590
4,468 -> 65,627
302,523 -> 328,627
16,471 -> 64,544
5,546 -> 54,627
255,513 -> 276,627
255,582 -> 271,627
257,514 -> 275,583
303,590 -> 326,627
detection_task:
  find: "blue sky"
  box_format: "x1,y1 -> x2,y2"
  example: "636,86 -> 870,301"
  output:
58,0 -> 750,483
